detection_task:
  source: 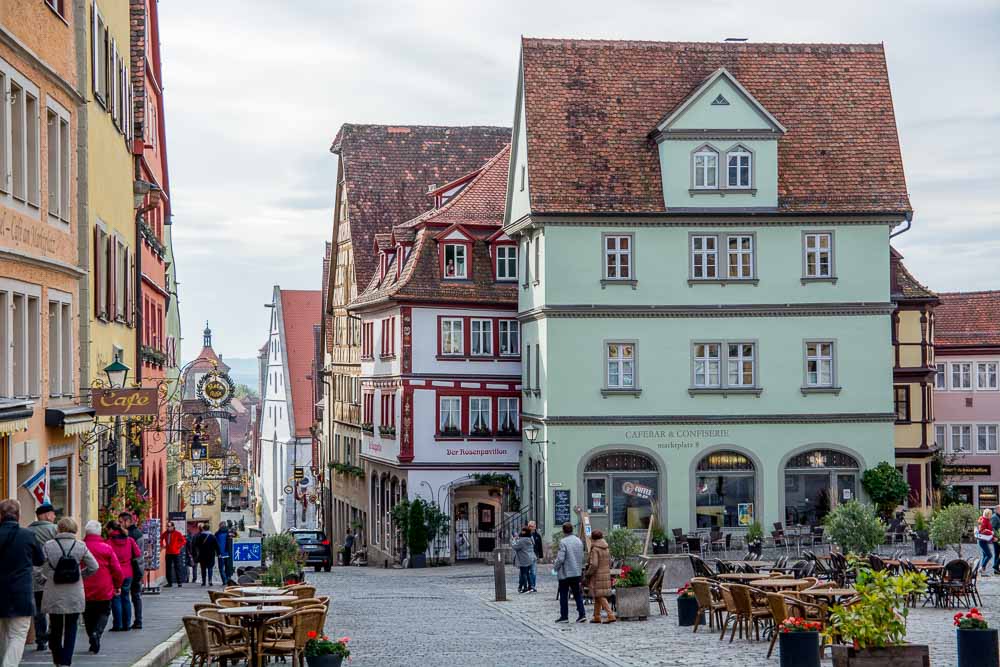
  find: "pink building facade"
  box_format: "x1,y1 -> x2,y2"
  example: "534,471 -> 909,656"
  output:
934,291 -> 1000,509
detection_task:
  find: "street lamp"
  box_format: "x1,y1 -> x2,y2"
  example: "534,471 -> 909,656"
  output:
104,355 -> 130,388
523,424 -> 539,443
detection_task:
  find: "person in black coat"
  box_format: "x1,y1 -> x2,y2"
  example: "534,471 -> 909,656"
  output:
528,520 -> 544,591
0,499 -> 45,666
194,523 -> 220,586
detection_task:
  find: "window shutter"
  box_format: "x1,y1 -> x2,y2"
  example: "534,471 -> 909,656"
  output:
125,246 -> 132,326
93,226 -> 102,316
91,4 -> 99,95
106,235 -> 115,319
129,249 -> 136,327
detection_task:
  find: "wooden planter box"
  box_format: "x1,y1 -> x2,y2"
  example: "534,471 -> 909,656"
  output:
831,644 -> 930,667
614,586 -> 650,621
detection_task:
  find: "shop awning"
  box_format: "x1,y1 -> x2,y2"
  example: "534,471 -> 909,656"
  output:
0,399 -> 34,435
45,406 -> 96,437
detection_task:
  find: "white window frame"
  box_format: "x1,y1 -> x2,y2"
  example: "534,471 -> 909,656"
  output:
443,243 -> 467,279
605,341 -> 636,390
439,397 -> 461,433
45,98 -> 71,225
693,342 -> 721,388
440,318 -> 463,356
951,362 -> 972,390
805,341 -> 835,387
934,363 -> 947,390
976,424 -> 998,454
803,232 -> 834,279
690,235 -> 718,279
469,397 -> 491,435
496,245 -> 517,281
935,424 -> 947,448
603,234 -> 633,281
951,424 -> 973,454
499,320 -> 519,357
976,362 -> 999,391
1,278 -> 42,399
726,147 -> 752,188
693,147 -> 719,189
726,342 -> 756,387
0,61 -> 42,214
470,319 -> 493,356
47,289 -> 73,397
498,397 -> 519,433
726,234 -> 755,280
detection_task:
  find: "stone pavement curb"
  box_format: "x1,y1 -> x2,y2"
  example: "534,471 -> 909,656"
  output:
130,625 -> 188,667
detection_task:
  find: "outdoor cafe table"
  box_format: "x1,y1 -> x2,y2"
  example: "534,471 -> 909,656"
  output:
716,573 -> 771,583
232,586 -> 288,596
219,605 -> 292,666
725,561 -> 775,571
801,588 -> 858,605
233,595 -> 297,605
752,579 -> 803,591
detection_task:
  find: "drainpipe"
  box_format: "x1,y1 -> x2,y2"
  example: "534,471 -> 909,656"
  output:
889,211 -> 913,239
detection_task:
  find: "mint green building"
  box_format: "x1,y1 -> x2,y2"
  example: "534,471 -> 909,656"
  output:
505,40 -> 913,538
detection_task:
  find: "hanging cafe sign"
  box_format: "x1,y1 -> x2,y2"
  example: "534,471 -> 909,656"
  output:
93,388 -> 160,417
197,369 -> 235,410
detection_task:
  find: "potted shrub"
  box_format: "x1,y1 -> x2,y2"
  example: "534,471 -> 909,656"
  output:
650,526 -> 669,555
912,510 -> 930,556
826,568 -> 929,666
930,503 -> 979,557
778,617 -> 822,667
407,498 -> 429,568
262,533 -> 305,584
675,582 -> 700,626
745,520 -> 764,557
304,632 -> 351,667
607,527 -> 642,562
613,565 -> 649,620
860,461 -> 910,519
823,500 -> 885,555
955,608 -> 998,667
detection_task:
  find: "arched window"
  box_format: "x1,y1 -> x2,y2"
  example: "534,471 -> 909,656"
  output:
784,449 -> 860,526
726,146 -> 752,188
583,451 -> 659,531
695,450 -> 756,528
692,146 -> 719,189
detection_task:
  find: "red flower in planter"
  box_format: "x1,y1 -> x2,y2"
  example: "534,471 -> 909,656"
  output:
307,631 -> 318,639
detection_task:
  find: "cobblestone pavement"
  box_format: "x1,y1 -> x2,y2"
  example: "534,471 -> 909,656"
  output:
168,560 -> 1000,666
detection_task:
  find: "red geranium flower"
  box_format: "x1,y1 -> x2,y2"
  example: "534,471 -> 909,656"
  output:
307,631 -> 318,639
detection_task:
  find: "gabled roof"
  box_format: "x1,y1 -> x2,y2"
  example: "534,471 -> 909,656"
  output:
890,247 -> 937,302
278,289 -> 322,438
351,145 -> 516,309
655,67 -> 787,134
519,38 -> 911,215
329,124 -> 511,287
935,291 -> 1000,348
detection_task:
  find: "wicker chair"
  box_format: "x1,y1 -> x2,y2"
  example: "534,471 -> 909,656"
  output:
182,615 -> 252,667
207,590 -> 238,603
765,593 -> 791,658
196,607 -> 244,642
648,567 -> 667,616
286,584 -> 317,600
216,597 -> 241,608
725,584 -> 771,642
690,577 -> 725,633
259,607 -> 326,667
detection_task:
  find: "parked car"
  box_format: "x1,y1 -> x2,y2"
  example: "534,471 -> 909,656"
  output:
290,528 -> 333,572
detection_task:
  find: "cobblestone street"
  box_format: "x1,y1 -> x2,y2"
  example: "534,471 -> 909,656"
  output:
166,560 -> 998,666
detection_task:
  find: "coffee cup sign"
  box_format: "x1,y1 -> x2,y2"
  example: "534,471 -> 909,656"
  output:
621,481 -> 654,500
94,388 -> 160,416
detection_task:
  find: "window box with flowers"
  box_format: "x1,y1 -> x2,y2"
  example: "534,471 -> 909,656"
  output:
497,420 -> 520,438
778,617 -> 821,667
955,609 -> 997,667
141,345 -> 166,367
676,582 -> 701,626
304,632 -> 350,667
439,425 -> 461,438
613,565 -> 649,620
379,424 -> 396,439
361,423 -> 374,435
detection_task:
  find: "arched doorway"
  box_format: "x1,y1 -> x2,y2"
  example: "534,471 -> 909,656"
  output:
694,450 -> 757,528
784,449 -> 860,526
583,451 -> 659,534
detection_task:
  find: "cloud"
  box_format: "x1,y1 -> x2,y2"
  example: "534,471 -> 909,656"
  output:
160,0 -> 1000,360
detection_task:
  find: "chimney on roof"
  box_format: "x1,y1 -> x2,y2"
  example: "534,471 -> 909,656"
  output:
724,37 -> 748,42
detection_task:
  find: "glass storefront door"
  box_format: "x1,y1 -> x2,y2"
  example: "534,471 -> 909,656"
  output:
783,449 -> 860,527
583,452 -> 660,533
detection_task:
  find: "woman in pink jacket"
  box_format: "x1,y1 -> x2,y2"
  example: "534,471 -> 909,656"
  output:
83,520 -> 123,654
105,520 -> 140,632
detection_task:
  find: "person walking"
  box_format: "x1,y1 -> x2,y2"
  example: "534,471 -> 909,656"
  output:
977,509 -> 995,575
196,523 -> 220,586
342,530 -> 355,566
40,517 -> 99,667
0,499 -> 45,666
585,529 -> 616,624
512,526 -> 537,593
120,512 -> 145,629
186,524 -> 200,584
27,501 -> 58,651
160,522 -> 186,587
991,505 -> 1000,575
528,520 -> 543,593
106,520 -> 140,631
552,522 -> 587,624
82,521 -> 123,654
215,523 -> 234,585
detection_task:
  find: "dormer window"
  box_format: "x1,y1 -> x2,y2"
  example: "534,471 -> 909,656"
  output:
693,147 -> 718,189
443,243 -> 467,279
727,146 -> 752,188
496,245 -> 517,281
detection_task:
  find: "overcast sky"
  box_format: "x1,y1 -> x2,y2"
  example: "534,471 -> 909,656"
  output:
160,0 -> 999,361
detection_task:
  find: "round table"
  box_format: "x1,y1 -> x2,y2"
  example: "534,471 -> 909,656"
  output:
802,588 -> 857,605
234,595 -> 297,605
233,586 -> 288,596
717,573 -> 770,582
219,605 -> 292,666
752,579 -> 802,591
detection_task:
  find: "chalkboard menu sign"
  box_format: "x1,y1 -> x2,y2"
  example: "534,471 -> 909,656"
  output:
553,489 -> 571,524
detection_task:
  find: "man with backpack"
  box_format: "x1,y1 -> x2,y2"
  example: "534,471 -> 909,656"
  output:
27,502 -> 57,651
0,499 -> 45,666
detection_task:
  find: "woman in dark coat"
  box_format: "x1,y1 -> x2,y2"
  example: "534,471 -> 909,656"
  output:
195,523 -> 220,586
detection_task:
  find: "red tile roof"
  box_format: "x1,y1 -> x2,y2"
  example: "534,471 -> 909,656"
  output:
520,38 -> 911,215
279,289 -> 322,437
935,291 -> 1000,348
890,247 -> 937,302
330,124 -> 511,288
352,145 -> 517,309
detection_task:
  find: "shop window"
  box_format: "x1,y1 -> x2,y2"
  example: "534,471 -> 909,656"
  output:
953,485 -> 974,506
583,452 -> 659,531
784,449 -> 859,526
695,451 -> 756,528
979,486 -> 999,510
49,457 -> 70,519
